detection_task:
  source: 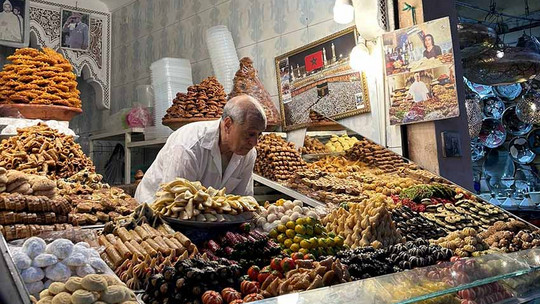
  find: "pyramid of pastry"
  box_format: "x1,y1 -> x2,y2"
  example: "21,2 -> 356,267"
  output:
164,76 -> 227,120
229,57 -> 281,126
0,48 -> 81,108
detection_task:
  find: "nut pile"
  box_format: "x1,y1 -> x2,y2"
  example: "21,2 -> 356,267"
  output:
254,134 -> 306,181
37,274 -> 135,304
323,195 -> 405,249
57,169 -> 107,196
325,135 -> 358,152
0,123 -> 95,178
151,178 -> 259,221
432,227 -> 490,257
300,136 -> 328,154
345,139 -> 407,173
0,48 -> 81,108
399,183 -> 456,202
479,220 -> 540,252
67,188 -> 138,225
391,206 -> 447,241
0,169 -> 57,198
164,76 -> 227,120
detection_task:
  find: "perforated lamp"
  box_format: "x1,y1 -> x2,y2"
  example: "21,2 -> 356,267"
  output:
334,0 -> 354,24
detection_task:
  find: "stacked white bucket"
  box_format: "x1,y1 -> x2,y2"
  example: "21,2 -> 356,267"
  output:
206,26 -> 239,94
148,58 -> 193,139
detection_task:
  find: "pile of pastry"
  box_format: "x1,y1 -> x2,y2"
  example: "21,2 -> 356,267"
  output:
0,123 -> 95,179
164,76 -> 227,120
0,48 -> 81,108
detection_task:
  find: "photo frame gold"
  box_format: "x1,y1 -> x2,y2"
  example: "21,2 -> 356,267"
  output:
275,26 -> 371,131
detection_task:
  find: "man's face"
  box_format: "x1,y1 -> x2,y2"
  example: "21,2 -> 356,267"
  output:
224,116 -> 264,155
73,16 -> 81,23
13,8 -> 18,15
3,3 -> 11,12
414,74 -> 420,81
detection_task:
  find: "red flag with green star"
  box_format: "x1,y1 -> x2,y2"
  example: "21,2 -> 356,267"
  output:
305,51 -> 324,72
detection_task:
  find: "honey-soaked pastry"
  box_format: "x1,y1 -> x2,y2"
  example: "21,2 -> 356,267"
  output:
0,47 -> 80,107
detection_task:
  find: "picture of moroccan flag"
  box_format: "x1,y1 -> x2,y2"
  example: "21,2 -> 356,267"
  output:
304,50 -> 324,72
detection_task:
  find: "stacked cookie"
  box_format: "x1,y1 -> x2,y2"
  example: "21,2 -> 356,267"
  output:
0,48 -> 81,108
1,169 -> 57,198
164,76 -> 227,120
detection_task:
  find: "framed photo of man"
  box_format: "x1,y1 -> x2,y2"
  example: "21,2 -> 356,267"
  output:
61,9 -> 90,51
0,0 -> 29,48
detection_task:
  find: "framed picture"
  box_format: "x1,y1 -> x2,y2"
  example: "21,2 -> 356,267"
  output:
441,131 -> 462,157
383,17 -> 459,125
61,9 -> 90,51
275,26 -> 371,131
0,0 -> 29,48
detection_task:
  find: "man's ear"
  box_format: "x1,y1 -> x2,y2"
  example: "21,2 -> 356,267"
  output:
223,117 -> 233,132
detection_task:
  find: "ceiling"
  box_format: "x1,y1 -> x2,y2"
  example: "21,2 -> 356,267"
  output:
456,0 -> 540,34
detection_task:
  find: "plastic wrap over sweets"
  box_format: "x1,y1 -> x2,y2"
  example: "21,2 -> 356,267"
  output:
228,57 -> 281,126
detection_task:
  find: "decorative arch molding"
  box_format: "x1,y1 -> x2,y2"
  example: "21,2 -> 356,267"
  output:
28,0 -> 111,109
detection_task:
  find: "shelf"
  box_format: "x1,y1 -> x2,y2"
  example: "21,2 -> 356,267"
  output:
127,137 -> 168,148
252,174 -> 325,207
89,127 -> 145,141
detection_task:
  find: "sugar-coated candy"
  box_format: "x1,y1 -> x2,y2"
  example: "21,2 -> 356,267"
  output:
12,251 -> 32,270
33,253 -> 59,268
45,262 -> 71,282
21,266 -> 45,283
22,237 -> 46,259
46,239 -> 74,259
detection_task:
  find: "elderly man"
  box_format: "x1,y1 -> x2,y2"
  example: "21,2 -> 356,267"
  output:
0,0 -> 21,42
135,95 -> 267,203
62,12 -> 88,49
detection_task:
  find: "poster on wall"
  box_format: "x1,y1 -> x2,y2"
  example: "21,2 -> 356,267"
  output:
275,26 -> 371,131
0,0 -> 29,48
61,9 -> 90,51
383,17 -> 459,125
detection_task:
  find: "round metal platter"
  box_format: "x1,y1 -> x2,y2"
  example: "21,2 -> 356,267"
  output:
508,137 -> 536,164
527,129 -> 540,154
483,148 -> 515,180
481,96 -> 505,119
464,77 -> 494,98
502,106 -> 533,136
493,83 -> 523,100
479,118 -> 507,148
471,137 -> 486,162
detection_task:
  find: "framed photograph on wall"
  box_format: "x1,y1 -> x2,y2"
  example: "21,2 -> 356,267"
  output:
383,17 -> 459,125
0,0 -> 29,48
61,9 -> 90,51
275,26 -> 371,131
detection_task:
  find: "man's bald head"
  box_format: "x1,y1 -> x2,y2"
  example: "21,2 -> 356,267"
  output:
222,95 -> 267,129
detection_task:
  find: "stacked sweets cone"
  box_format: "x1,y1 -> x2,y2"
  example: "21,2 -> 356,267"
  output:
0,48 -> 81,108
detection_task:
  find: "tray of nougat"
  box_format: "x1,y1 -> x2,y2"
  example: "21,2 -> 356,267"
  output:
150,178 -> 260,227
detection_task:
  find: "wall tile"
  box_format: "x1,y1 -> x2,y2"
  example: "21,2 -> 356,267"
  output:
111,11 -> 121,49
178,16 -> 196,61
165,24 -> 179,58
167,22 -> 183,58
257,37 -> 281,97
131,0 -> 143,40
196,0 -> 213,14
229,0 -> 255,48
195,9 -> 213,61
125,42 -> 136,83
156,0 -> 171,28
144,0 -> 156,34
280,28 -> 308,54
192,59 -> 213,83
307,19 -> 334,43
281,0 -> 310,35
270,95 -> 280,113
215,0 -> 232,29
257,0 -> 280,42
156,28 -> 169,60
145,33 -> 157,68
118,6 -> 130,47
237,44 -> 258,64
307,0 -> 333,25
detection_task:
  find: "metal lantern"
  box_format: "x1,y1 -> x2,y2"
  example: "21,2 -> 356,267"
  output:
516,90 -> 540,124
